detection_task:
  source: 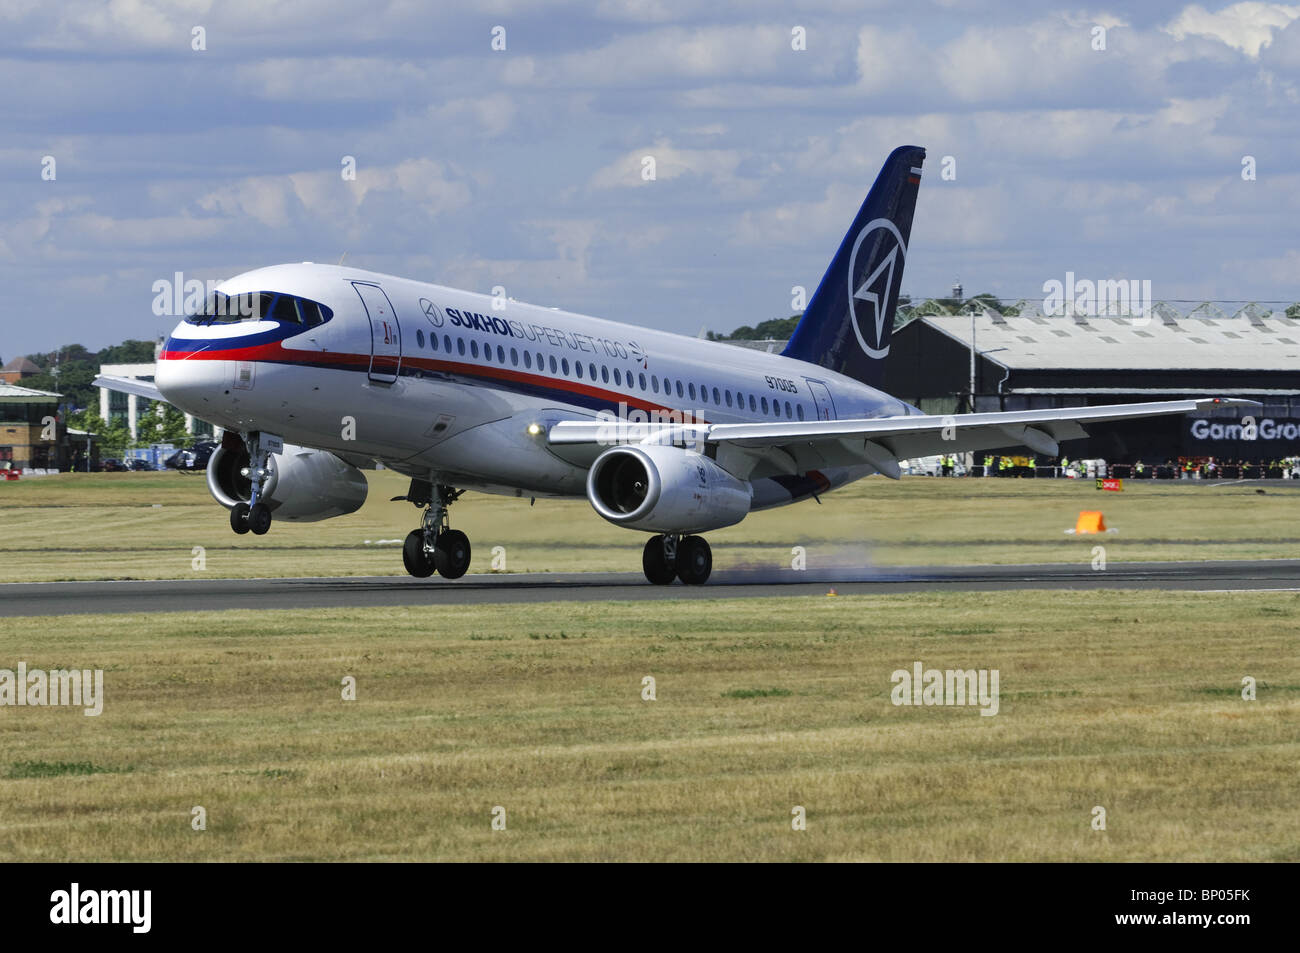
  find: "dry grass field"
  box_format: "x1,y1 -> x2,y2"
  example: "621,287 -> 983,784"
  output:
1,592 -> 1296,862
2,470 -> 1298,582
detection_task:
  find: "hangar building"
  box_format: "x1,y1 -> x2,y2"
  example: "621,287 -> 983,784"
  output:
884,307 -> 1300,463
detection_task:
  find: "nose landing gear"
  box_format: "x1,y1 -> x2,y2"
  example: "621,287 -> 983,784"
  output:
643,533 -> 712,585
399,480 -> 471,579
228,432 -> 278,536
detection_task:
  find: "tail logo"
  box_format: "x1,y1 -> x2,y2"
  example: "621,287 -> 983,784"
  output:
847,217 -> 906,359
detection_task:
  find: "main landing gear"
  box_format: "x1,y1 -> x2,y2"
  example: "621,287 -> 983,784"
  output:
398,480 -> 472,579
229,431 -> 275,537
643,533 -> 712,586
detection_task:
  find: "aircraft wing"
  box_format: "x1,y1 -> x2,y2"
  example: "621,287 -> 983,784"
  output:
92,374 -> 164,402
548,398 -> 1256,479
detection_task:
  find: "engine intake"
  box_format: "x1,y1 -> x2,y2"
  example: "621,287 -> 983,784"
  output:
587,444 -> 751,533
207,443 -> 368,522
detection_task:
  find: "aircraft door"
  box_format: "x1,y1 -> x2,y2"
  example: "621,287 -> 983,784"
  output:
804,379 -> 837,421
353,282 -> 402,383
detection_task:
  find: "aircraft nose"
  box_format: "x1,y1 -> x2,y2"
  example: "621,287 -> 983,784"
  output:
155,353 -> 228,416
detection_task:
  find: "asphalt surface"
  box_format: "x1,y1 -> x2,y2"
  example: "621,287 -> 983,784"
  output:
3,559 -> 1300,616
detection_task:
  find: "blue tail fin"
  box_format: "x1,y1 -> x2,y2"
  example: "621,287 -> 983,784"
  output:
782,145 -> 925,389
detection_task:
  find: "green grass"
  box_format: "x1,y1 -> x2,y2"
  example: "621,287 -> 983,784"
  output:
7,761 -> 113,779
0,592 -> 1296,861
2,470 -> 1298,582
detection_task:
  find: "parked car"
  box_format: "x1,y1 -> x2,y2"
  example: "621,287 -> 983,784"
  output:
125,457 -> 155,471
165,441 -> 217,471
101,458 -> 128,472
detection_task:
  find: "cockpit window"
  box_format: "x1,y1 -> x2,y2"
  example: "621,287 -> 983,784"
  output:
185,291 -> 333,327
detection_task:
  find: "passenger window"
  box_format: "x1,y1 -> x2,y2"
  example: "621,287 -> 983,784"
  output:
589,363 -> 597,380
761,396 -> 769,414
639,373 -> 647,390
549,356 -> 558,374
749,395 -> 757,412
457,338 -> 466,356
688,383 -> 696,401
443,335 -> 451,353
797,404 -> 805,421
416,329 -> 425,348
712,387 -> 720,404
524,351 -> 532,369
613,368 -> 621,386
497,345 -> 505,363
430,333 -> 439,351
471,340 -> 480,358
602,366 -> 609,384
725,391 -> 733,407
576,362 -> 584,379
510,348 -> 518,365
785,401 -> 792,417
676,380 -> 683,398
562,358 -> 569,375
651,376 -> 659,394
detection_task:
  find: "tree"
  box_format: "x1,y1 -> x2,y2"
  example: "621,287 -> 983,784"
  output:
138,401 -> 190,446
100,339 -> 158,364
67,409 -> 131,458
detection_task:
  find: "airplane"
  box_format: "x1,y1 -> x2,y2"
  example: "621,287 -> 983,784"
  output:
96,145 -> 1245,585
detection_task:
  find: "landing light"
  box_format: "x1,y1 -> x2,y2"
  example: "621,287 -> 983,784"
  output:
527,423 -> 544,436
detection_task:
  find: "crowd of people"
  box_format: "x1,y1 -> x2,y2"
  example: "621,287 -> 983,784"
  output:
929,454 -> 1300,479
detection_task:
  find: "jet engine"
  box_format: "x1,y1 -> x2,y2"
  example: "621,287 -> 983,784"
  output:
586,443 -> 751,533
206,442 -> 368,522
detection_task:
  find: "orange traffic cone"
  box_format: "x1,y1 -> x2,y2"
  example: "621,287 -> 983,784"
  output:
1075,510 -> 1107,533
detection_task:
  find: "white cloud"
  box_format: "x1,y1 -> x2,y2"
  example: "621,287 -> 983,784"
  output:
589,139 -> 743,190
1164,2 -> 1300,57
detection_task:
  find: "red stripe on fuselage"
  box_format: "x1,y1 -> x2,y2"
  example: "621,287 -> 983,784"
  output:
161,341 -> 711,421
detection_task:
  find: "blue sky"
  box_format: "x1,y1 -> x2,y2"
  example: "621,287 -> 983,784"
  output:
2,0 -> 1298,358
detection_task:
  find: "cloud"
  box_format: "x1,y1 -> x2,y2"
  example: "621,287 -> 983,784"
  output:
1164,2 -> 1300,57
588,139 -> 744,191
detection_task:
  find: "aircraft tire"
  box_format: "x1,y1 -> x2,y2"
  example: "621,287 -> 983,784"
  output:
676,535 -> 712,585
434,529 -> 471,579
403,529 -> 436,578
642,535 -> 677,585
248,501 -> 273,536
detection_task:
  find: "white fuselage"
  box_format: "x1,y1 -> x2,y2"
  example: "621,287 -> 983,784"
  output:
156,263 -> 915,508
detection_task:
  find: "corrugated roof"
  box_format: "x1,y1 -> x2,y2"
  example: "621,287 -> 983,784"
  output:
0,382 -> 62,399
919,313 -> 1300,370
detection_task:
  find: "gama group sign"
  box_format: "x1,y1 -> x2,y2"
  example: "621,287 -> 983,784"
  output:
1188,417 -> 1300,443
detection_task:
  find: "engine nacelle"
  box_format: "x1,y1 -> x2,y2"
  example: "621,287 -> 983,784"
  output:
586,443 -> 751,533
206,443 -> 368,522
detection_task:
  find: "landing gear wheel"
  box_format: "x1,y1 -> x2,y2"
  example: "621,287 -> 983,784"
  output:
642,535 -> 677,585
248,501 -> 273,536
402,529 -> 436,578
434,529 -> 471,579
676,535 -> 712,585
230,502 -> 251,535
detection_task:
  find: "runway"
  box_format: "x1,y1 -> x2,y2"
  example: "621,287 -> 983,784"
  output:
4,559 -> 1300,616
